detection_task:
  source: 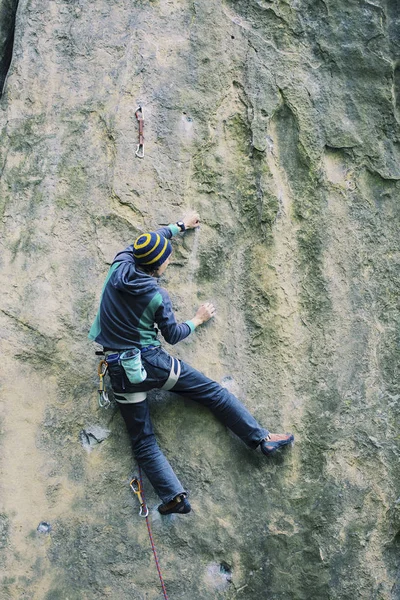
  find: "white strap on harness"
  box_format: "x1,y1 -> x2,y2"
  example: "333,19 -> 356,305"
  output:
161,357 -> 181,391
114,391 -> 147,404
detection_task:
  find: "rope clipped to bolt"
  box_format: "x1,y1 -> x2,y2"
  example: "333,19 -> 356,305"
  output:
130,467 -> 169,600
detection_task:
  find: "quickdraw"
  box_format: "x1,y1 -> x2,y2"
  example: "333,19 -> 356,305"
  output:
130,476 -> 149,518
135,106 -> 144,158
97,359 -> 111,409
130,469 -> 169,600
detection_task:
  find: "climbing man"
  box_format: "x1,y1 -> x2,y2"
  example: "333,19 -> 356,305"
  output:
89,213 -> 294,515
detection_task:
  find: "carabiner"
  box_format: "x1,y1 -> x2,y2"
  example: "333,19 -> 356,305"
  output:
98,390 -> 111,409
97,360 -> 110,408
98,359 -> 108,377
135,143 -> 145,158
130,477 -> 149,518
130,478 -> 140,494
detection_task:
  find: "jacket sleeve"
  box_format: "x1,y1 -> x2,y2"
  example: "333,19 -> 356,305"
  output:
111,244 -> 135,265
154,288 -> 196,345
155,224 -> 181,239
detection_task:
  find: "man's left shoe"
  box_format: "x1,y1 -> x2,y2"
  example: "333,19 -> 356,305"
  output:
260,433 -> 294,456
158,494 -> 191,515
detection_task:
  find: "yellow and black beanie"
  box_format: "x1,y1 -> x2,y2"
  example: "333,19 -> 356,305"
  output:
133,232 -> 172,269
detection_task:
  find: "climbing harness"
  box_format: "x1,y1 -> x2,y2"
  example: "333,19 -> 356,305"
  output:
130,468 -> 169,600
135,106 -> 144,158
103,350 -> 148,404
97,358 -> 111,409
102,352 -> 181,403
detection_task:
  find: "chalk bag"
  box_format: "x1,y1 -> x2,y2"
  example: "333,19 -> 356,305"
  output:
120,349 -> 147,384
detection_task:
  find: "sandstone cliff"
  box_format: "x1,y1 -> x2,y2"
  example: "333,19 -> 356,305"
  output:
0,1 -> 399,598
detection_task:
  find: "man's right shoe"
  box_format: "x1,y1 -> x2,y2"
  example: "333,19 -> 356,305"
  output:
158,494 -> 191,515
260,433 -> 294,456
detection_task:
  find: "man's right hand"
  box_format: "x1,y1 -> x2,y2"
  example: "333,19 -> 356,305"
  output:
183,211 -> 200,230
192,302 -> 216,327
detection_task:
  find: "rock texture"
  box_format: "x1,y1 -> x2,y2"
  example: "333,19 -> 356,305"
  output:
0,0 -> 18,92
0,0 -> 400,598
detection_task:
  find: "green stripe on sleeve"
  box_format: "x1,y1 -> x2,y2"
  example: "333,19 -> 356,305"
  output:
138,292 -> 163,346
168,224 -> 180,236
185,320 -> 196,333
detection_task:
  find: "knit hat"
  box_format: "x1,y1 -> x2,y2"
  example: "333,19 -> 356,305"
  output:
133,232 -> 172,269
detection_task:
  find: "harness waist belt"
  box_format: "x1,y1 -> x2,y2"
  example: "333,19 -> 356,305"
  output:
103,345 -> 158,354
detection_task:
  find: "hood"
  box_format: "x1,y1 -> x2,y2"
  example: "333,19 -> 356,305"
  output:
110,245 -> 158,295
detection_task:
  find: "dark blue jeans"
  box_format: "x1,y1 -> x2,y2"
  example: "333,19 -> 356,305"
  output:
108,347 -> 269,503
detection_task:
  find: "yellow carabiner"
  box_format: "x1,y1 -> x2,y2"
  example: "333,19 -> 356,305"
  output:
98,359 -> 108,377
130,477 -> 149,517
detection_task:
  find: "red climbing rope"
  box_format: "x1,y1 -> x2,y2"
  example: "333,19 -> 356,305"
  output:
131,467 -> 169,600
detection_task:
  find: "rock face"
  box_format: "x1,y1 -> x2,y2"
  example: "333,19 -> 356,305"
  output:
0,0 -> 399,598
0,0 -> 18,92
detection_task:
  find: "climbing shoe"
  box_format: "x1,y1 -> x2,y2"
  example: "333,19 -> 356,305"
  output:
260,433 -> 294,456
158,494 -> 191,515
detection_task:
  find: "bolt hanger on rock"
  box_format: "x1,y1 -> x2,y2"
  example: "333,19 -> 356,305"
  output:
135,105 -> 144,158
